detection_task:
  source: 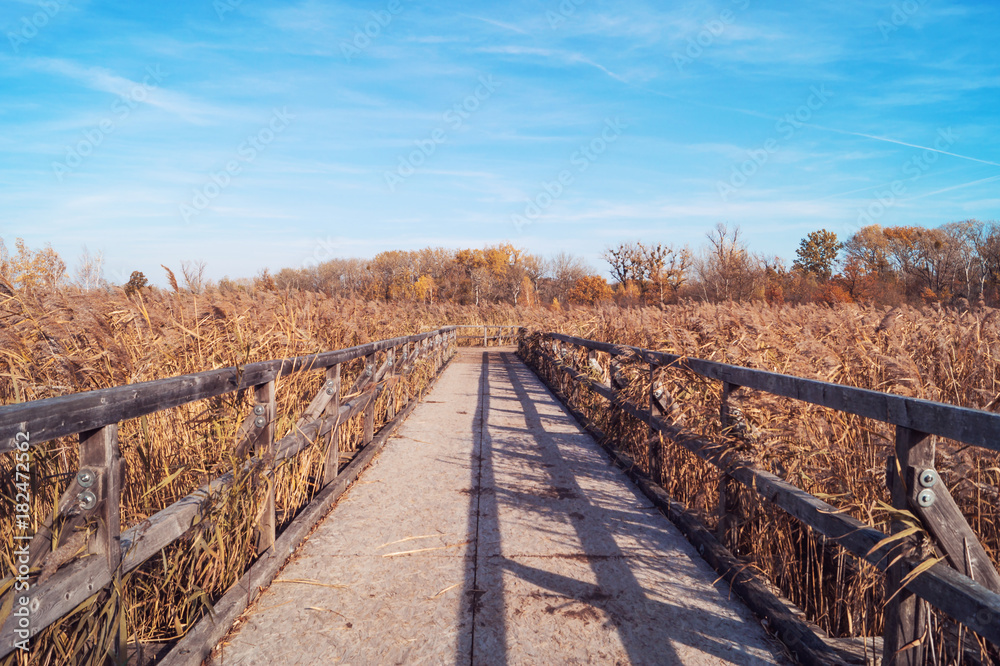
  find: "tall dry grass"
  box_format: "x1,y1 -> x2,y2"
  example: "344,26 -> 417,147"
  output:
0,287 -> 539,665
3,290 -> 998,662
529,300 -> 1000,660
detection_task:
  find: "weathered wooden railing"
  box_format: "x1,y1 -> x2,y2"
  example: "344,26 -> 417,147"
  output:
520,331 -> 1000,666
0,326 -> 457,663
453,324 -> 521,346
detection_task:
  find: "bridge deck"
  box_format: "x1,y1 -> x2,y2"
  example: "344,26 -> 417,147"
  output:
211,348 -> 789,665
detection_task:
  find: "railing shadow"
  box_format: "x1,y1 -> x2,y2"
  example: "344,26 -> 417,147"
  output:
455,350 -> 510,665
469,349 -> 781,665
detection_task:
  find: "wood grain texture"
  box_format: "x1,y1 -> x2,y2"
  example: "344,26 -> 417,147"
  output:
546,332 -> 1000,452
906,466 -> 1000,593
883,427 -> 934,666
321,364 -> 342,487
0,327 -> 456,452
159,359 -> 440,666
252,381 -> 277,555
529,343 -> 1000,648
529,349 -> 842,666
0,332 -> 455,658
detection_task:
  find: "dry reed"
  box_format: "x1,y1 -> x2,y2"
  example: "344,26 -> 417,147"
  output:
3,290 -> 999,663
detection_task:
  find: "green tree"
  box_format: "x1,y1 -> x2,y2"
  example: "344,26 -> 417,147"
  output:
793,229 -> 842,280
124,270 -> 148,296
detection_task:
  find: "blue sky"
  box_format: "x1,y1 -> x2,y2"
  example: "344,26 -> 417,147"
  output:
1,0 -> 999,284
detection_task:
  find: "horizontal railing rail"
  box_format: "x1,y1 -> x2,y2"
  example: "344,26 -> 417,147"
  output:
452,324 -> 522,346
546,332 -> 1000,453
0,328 -> 456,454
522,331 -> 1000,666
0,327 -> 458,662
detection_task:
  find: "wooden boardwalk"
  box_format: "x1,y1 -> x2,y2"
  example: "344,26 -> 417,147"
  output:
210,348 -> 790,665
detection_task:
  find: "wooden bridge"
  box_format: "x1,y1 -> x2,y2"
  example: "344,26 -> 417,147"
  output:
1,326 -> 999,665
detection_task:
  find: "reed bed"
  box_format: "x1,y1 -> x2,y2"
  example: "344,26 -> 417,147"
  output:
528,301 -> 1000,661
0,287 -> 529,665
2,290 -> 998,663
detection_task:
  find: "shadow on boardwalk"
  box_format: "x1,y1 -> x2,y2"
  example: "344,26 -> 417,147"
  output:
210,347 -> 787,666
458,349 -> 786,665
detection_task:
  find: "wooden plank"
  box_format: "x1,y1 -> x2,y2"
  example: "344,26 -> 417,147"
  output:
884,427 -> 933,665
385,348 -> 397,420
0,328 -> 456,453
230,409 -> 261,459
362,355 -> 375,445
400,342 -> 411,409
648,363 -> 662,483
322,364 -> 341,487
25,472 -> 88,569
251,382 -> 277,555
529,345 -> 1000,645
272,379 -> 389,464
451,325 -> 518,329
78,424 -> 123,571
545,332 -> 1000,452
525,347 -> 847,666
906,466 -> 1000,593
0,345 -> 460,660
157,344 -> 453,666
78,423 -> 124,660
296,365 -> 340,426
0,549 -> 108,658
718,381 -> 741,553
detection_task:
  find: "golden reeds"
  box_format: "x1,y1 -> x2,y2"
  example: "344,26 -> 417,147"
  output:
3,290 -> 999,663
0,287 -> 528,665
530,300 -> 1000,661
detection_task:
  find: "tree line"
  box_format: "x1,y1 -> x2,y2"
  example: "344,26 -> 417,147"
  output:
3,218 -> 998,308
601,219 -> 1000,307
270,244 -> 594,306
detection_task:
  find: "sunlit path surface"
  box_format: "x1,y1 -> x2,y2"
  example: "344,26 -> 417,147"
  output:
211,348 -> 789,665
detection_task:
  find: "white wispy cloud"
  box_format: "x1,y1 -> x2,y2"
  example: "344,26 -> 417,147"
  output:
26,58 -> 223,125
904,174 -> 1000,202
473,45 -> 627,82
461,14 -> 528,35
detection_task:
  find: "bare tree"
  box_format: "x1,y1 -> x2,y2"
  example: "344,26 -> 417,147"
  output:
696,223 -> 763,301
74,246 -> 105,291
641,243 -> 692,306
546,252 -> 591,301
602,242 -> 644,285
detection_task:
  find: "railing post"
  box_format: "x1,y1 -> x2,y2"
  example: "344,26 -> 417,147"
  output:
561,343 -> 573,403
718,381 -> 741,552
608,357 -> 624,435
363,354 -> 375,445
386,347 -> 397,420
555,343 -> 562,386
322,364 -> 341,486
484,326 -> 487,347
252,380 -> 276,555
78,423 -> 124,658
401,342 -> 411,408
648,362 -> 662,483
78,423 -> 124,572
883,426 -> 934,666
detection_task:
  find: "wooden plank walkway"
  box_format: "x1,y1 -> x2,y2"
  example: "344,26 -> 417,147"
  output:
210,348 -> 790,665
